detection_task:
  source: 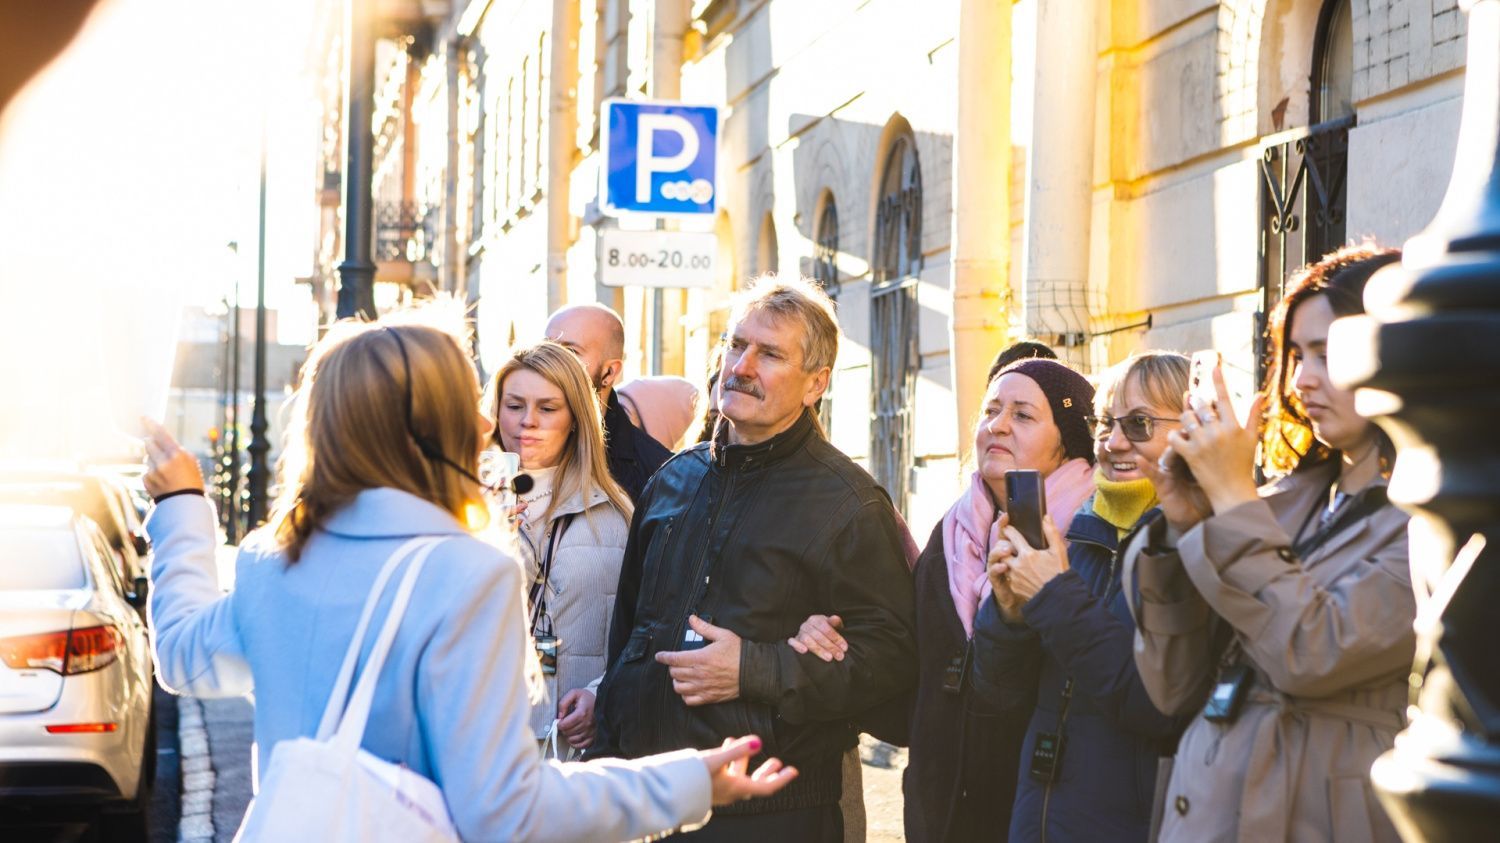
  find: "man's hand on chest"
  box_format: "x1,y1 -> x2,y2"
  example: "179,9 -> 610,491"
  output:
654,615 -> 743,706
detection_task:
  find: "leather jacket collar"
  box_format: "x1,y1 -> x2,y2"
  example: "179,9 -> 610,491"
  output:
710,408 -> 818,472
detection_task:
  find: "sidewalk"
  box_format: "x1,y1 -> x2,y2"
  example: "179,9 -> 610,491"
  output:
167,544 -> 256,842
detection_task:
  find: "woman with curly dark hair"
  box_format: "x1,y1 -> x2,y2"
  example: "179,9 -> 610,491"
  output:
1123,244 -> 1415,842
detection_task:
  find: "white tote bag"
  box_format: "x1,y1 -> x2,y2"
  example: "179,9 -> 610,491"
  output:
236,536 -> 460,843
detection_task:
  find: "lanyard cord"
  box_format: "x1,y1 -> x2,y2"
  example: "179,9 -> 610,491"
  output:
529,514 -> 574,635
1291,481 -> 1387,559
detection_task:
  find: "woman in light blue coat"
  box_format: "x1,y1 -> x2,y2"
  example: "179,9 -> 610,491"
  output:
140,318 -> 795,842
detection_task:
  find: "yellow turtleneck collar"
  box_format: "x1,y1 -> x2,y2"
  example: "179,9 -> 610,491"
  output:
1091,467 -> 1158,535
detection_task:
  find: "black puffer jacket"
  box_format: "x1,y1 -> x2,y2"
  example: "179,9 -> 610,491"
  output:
592,410 -> 918,815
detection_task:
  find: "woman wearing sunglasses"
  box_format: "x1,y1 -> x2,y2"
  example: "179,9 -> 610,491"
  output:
1124,246 -> 1414,842
966,351 -> 1193,841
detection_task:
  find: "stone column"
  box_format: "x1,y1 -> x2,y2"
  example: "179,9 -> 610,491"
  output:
546,0 -> 582,311
949,0 -> 1013,459
1022,0 -> 1099,367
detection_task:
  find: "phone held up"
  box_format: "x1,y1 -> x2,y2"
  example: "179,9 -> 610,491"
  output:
1004,469 -> 1048,550
1163,350 -> 1225,485
1188,350 -> 1221,413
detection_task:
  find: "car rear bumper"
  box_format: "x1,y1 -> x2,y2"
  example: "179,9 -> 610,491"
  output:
0,665 -> 148,803
0,760 -> 122,801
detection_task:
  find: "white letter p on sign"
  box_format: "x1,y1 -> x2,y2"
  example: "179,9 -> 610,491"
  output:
635,114 -> 700,203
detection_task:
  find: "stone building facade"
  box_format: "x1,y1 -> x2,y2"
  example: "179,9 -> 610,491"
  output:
305,0 -> 1470,540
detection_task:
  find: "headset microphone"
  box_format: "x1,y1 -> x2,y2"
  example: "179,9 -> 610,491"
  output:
385,326 -> 536,497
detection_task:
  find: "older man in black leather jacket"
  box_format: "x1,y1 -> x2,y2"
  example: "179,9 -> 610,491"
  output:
592,277 -> 917,841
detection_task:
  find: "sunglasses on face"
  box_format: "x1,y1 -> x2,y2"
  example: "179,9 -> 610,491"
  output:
1085,413 -> 1179,443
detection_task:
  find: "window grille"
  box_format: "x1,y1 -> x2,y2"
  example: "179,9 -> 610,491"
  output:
1256,1 -> 1354,385
870,135 -> 922,514
814,195 -> 839,433
814,198 -> 839,292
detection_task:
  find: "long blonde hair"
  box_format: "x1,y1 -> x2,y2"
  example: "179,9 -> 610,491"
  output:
269,320 -> 485,561
489,341 -> 632,528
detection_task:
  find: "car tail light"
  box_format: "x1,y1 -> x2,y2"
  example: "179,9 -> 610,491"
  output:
46,723 -> 119,733
0,625 -> 121,675
64,626 -> 122,674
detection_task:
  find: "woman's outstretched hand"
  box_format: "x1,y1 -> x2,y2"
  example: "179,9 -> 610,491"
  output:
699,735 -> 798,806
141,417 -> 206,499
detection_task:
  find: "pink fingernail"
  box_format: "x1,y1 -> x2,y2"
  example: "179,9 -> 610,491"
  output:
749,739 -> 762,752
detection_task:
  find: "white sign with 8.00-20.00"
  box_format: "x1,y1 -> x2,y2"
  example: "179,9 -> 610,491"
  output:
599,229 -> 717,288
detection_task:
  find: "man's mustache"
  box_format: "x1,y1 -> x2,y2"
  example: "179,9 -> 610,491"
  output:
721,375 -> 764,399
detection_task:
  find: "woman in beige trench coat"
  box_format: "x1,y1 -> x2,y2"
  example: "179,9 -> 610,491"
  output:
1124,245 -> 1416,842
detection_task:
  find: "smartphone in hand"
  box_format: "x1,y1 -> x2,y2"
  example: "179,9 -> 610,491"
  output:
1189,350 -> 1221,412
1004,470 -> 1048,549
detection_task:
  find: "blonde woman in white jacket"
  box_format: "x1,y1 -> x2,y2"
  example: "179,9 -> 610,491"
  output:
141,319 -> 795,842
490,341 -> 635,755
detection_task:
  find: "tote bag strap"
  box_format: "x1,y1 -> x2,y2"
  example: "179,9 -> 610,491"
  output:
330,537 -> 448,753
315,536 -> 443,741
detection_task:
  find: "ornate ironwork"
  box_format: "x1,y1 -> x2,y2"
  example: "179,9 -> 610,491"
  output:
375,201 -> 433,263
1256,115 -> 1353,381
871,136 -> 922,514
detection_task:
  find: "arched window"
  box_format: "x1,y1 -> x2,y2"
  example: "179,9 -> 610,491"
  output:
870,130 -> 922,515
813,193 -> 839,433
1256,0 -> 1352,383
813,194 -> 839,294
874,136 -> 923,282
1313,0 -> 1353,124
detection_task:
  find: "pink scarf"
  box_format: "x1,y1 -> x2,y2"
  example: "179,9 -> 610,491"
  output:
943,458 -> 1095,638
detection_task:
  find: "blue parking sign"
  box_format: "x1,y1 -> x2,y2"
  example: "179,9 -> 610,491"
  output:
601,99 -> 719,217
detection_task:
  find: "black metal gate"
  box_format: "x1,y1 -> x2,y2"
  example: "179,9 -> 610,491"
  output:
871,136 -> 922,514
1257,115 -> 1352,380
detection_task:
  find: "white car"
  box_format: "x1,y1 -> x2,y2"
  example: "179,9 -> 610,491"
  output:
0,505 -> 155,840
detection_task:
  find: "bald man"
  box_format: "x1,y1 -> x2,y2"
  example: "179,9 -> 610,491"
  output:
545,304 -> 673,502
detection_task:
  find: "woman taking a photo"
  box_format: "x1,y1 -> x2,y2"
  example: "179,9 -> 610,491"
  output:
1124,245 -> 1415,842
490,341 -> 632,755
141,318 -> 794,842
793,358 -> 1097,841
968,352 -> 1192,841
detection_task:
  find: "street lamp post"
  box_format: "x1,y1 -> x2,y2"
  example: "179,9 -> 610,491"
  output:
247,119 -> 271,527
217,294 -> 230,524
336,0 -> 377,321
227,242 -> 242,543
1330,0 -> 1500,836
